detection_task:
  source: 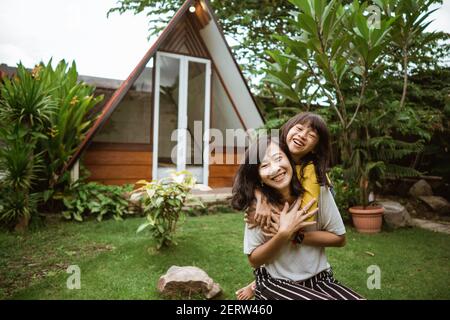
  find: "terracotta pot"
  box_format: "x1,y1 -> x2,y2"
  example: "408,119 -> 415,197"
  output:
349,206 -> 384,234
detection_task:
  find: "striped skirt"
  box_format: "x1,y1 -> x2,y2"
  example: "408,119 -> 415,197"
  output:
254,267 -> 365,300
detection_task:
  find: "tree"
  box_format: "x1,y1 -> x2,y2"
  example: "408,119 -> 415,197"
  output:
108,0 -> 297,87
261,0 -> 446,206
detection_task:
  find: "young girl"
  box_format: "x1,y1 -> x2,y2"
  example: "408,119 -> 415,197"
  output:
235,113 -> 361,300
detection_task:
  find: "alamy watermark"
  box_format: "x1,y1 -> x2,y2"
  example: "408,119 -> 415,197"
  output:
167,122 -> 280,165
367,265 -> 381,290
66,265 -> 81,290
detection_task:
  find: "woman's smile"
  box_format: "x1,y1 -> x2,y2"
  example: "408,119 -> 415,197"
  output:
270,170 -> 287,182
258,142 -> 293,191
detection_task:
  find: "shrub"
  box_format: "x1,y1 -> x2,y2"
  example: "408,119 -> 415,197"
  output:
58,181 -> 133,222
133,171 -> 198,250
0,125 -> 43,229
329,166 -> 358,222
0,60 -> 103,230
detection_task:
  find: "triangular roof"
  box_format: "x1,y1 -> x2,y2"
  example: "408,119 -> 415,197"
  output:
65,0 -> 264,171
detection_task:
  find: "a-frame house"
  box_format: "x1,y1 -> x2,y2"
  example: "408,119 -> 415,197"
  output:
66,0 -> 264,188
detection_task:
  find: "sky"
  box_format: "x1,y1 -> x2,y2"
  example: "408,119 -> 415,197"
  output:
0,0 -> 449,80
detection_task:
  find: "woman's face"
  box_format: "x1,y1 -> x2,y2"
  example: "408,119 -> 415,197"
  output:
258,143 -> 293,190
286,122 -> 319,159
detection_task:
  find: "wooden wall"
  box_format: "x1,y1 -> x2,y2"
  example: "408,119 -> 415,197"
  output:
82,146 -> 243,188
82,147 -> 152,186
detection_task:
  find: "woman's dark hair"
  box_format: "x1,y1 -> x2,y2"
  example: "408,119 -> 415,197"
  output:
231,135 -> 303,211
279,112 -> 331,187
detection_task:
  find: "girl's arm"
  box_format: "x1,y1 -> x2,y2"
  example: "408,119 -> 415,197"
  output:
253,189 -> 272,228
248,200 -> 317,268
261,215 -> 346,247
294,163 -> 346,247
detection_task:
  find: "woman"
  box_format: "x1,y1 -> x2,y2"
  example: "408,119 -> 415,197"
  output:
232,135 -> 364,300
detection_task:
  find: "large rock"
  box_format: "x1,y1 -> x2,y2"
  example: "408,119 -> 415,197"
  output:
378,200 -> 412,228
418,196 -> 450,216
158,266 -> 222,299
409,179 -> 433,198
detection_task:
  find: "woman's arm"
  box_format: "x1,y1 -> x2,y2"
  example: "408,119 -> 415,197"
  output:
248,230 -> 291,268
302,231 -> 346,247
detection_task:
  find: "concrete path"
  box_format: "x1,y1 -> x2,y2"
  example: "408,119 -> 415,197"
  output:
411,218 -> 450,235
191,187 -> 232,204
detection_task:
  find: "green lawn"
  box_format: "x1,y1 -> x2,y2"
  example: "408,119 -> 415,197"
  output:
1,212 -> 449,300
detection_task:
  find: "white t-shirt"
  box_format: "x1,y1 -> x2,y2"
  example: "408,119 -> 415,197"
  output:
243,186 -> 346,282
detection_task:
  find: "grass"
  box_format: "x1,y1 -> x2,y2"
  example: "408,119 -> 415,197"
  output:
0,212 -> 449,300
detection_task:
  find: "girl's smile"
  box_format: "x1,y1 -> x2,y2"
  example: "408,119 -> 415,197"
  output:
286,123 -> 319,159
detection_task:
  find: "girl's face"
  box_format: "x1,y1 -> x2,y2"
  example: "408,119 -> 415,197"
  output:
258,143 -> 293,190
286,122 -> 319,159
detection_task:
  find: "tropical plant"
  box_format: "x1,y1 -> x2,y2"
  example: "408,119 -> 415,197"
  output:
133,171 -> 198,250
262,0 -> 443,206
35,60 -> 103,190
328,165 -> 358,220
0,63 -> 56,130
59,181 -> 134,222
0,125 -> 43,229
0,60 -> 103,230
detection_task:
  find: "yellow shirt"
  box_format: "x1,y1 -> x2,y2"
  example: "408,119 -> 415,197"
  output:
296,163 -> 320,222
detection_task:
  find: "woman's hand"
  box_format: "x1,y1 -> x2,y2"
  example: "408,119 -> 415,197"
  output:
277,199 -> 318,240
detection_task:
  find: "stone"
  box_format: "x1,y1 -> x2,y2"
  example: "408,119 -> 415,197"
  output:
409,179 -> 433,198
418,196 -> 450,216
158,266 -> 222,299
378,200 -> 412,228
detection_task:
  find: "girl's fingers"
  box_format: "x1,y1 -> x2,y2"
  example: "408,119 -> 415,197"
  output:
271,214 -> 280,223
270,204 -> 281,214
264,215 -> 271,228
262,230 -> 276,237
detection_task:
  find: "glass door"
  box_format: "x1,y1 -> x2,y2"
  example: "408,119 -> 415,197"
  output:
152,52 -> 211,185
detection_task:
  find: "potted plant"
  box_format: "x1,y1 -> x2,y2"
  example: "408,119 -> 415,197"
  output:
348,148 -> 385,233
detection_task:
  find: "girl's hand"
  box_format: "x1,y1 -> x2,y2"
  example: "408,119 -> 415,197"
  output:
244,211 -> 258,229
254,189 -> 272,228
262,214 -> 280,237
278,199 -> 318,240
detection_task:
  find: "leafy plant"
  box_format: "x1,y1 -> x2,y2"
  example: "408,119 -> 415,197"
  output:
329,166 -> 358,221
0,124 -> 43,229
0,60 -> 103,230
0,63 -> 56,130
59,181 -> 133,222
133,171 -> 198,250
262,0 -> 443,206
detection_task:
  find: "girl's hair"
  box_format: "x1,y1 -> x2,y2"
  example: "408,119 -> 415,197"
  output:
279,112 -> 331,187
231,135 -> 303,211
